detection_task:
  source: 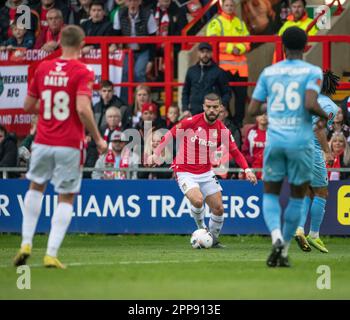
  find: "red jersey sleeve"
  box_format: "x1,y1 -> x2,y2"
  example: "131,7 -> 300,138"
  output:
219,121 -> 249,170
76,67 -> 95,97
28,68 -> 40,99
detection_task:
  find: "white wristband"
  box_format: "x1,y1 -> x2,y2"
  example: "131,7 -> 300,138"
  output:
244,168 -> 252,174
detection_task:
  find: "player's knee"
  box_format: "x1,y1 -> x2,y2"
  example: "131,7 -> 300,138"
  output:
212,204 -> 224,216
192,198 -> 204,209
314,188 -> 328,199
284,209 -> 300,224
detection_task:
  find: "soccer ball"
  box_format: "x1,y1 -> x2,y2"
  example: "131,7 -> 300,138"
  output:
190,229 -> 213,249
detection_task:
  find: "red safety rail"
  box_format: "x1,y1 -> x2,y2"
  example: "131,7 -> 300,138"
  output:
306,0 -> 345,33
81,35 -> 350,107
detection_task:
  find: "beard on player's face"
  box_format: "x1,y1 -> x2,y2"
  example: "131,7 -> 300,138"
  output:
204,110 -> 219,122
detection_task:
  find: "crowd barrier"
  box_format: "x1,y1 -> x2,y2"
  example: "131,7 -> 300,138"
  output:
0,179 -> 349,235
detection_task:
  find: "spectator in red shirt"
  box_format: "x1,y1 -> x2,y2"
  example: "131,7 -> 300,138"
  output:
34,8 -> 63,52
31,0 -> 71,31
242,112 -> 267,179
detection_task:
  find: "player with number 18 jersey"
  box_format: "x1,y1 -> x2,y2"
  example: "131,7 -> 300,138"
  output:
28,58 -> 95,150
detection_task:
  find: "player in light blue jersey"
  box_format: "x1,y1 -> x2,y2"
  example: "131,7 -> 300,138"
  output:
295,70 -> 340,253
248,27 -> 329,267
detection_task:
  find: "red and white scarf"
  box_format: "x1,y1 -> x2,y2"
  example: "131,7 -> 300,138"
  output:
155,4 -> 170,37
103,127 -> 122,143
45,27 -> 62,44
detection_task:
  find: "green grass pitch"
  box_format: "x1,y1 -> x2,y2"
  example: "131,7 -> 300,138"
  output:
0,234 -> 350,299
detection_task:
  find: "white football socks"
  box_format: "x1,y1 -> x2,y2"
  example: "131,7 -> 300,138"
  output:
21,190 -> 44,247
281,241 -> 290,258
46,202 -> 73,257
190,205 -> 207,229
209,213 -> 224,240
271,228 -> 283,245
309,231 -> 319,239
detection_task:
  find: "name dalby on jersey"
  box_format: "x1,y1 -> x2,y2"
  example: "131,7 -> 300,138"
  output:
44,62 -> 69,87
44,75 -> 69,87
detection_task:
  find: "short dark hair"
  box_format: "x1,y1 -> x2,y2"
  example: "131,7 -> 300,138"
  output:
100,80 -> 114,89
282,27 -> 307,51
204,93 -> 222,104
89,0 -> 105,10
290,0 -> 306,7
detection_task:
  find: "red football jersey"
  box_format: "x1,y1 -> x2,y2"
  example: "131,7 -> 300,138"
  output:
28,58 -> 94,149
156,113 -> 248,174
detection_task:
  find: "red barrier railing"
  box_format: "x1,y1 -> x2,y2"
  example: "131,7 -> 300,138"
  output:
81,35 -> 350,107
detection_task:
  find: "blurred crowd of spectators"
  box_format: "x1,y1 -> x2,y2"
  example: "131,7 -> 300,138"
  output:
0,0 -> 350,181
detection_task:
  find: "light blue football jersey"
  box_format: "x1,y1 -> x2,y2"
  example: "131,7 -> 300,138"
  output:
312,94 -> 339,153
252,59 -> 323,148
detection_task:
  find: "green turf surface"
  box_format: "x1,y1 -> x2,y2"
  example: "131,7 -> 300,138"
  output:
0,234 -> 349,299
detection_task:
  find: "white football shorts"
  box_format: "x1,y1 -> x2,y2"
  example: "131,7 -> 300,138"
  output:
176,170 -> 222,199
26,143 -> 82,194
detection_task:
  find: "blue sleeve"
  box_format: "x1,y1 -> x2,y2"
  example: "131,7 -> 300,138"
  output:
252,71 -> 267,102
306,67 -> 323,94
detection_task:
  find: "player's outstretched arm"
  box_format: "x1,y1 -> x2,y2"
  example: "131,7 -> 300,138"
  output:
76,95 -> 107,154
224,127 -> 257,185
230,148 -> 258,185
305,90 -> 329,120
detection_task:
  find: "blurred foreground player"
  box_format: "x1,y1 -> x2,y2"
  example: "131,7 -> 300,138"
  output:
295,70 -> 340,253
152,93 -> 257,248
248,27 -> 328,267
14,25 -> 107,269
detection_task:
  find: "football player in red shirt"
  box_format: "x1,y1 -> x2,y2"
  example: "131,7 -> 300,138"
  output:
14,25 -> 107,269
151,93 -> 257,247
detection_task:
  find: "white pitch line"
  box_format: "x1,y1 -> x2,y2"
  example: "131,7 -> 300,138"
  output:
0,258 -> 264,269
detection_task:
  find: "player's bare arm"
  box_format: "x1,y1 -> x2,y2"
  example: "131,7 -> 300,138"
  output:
23,96 -> 39,114
248,99 -> 266,117
76,95 -> 107,154
305,90 -> 329,120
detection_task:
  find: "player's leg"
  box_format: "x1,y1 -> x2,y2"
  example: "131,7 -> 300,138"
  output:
307,186 -> 329,253
295,187 -> 312,252
280,182 -> 309,266
200,172 -> 224,247
44,147 -> 82,269
205,191 -> 224,247
14,181 -> 47,266
264,181 -> 285,267
262,145 -> 286,266
14,144 -> 53,266
44,193 -> 75,269
186,187 -> 207,229
281,145 -> 313,266
176,172 -> 206,229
